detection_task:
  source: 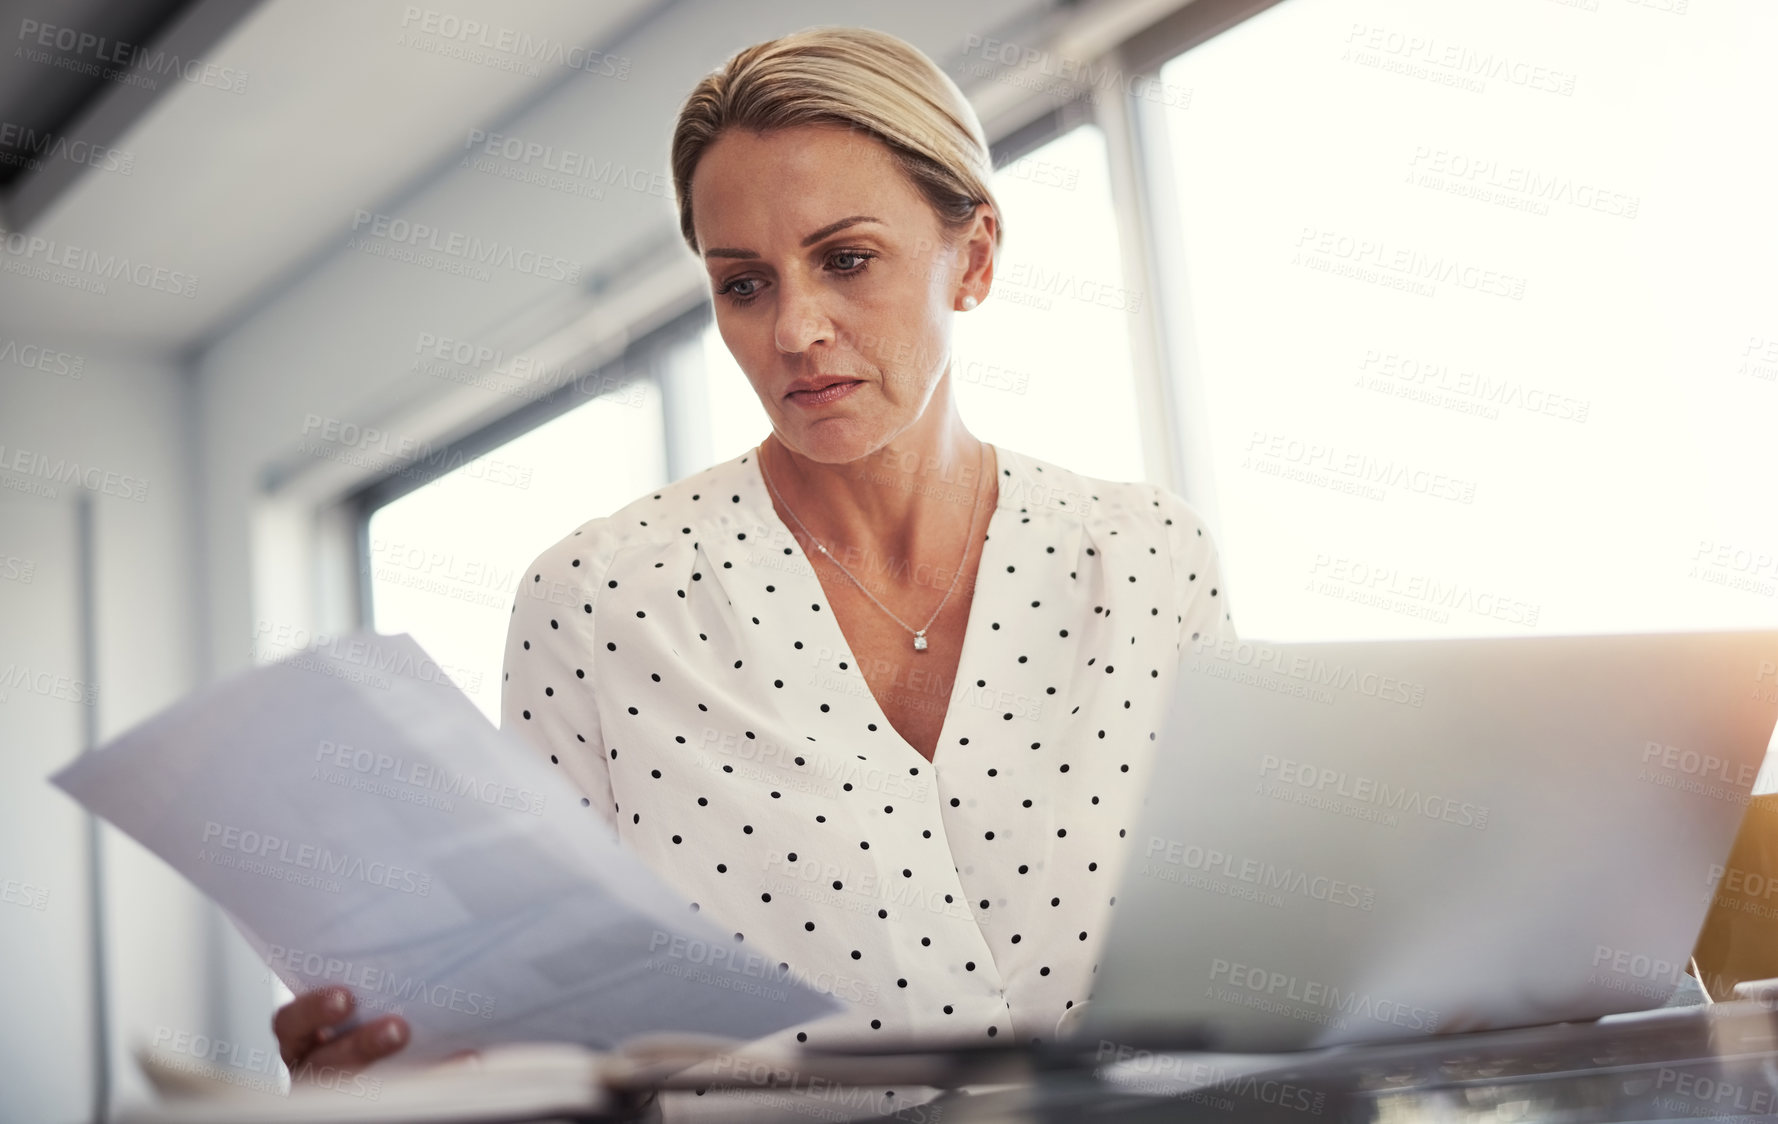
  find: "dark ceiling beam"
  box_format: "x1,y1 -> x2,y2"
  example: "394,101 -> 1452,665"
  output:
0,0 -> 266,232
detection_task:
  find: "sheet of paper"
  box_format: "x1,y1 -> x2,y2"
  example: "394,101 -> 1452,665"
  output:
51,630 -> 839,1064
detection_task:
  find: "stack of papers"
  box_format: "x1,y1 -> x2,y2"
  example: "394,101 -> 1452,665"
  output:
52,630 -> 839,1066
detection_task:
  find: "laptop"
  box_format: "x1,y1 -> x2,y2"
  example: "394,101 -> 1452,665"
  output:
1081,629 -> 1778,1052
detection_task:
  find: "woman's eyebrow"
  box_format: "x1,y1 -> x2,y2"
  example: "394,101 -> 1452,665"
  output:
704,215 -> 883,260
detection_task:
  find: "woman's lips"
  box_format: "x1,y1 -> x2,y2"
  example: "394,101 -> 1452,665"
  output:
788,380 -> 863,407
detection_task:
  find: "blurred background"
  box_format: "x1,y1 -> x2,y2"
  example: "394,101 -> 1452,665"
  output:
1,0 -> 1774,1118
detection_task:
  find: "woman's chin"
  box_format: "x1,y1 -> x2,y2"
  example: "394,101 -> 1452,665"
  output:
774,419 -> 886,466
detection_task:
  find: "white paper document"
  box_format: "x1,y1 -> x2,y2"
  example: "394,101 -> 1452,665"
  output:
51,630 -> 840,1064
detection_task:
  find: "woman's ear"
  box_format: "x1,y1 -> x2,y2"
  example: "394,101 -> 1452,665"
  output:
956,203 -> 997,309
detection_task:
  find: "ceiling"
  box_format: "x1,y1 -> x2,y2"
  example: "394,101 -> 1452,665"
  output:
0,0 -> 664,357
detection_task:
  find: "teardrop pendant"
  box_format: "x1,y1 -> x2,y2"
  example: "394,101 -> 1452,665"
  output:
912,633 -> 928,651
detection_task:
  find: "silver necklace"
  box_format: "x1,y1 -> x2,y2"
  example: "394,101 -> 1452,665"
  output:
758,439 -> 986,652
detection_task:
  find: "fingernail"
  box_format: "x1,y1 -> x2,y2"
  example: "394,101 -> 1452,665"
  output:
327,990 -> 349,1014
380,1022 -> 405,1047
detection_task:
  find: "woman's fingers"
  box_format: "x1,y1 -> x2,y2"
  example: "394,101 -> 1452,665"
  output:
271,987 -> 353,1068
296,1015 -> 410,1077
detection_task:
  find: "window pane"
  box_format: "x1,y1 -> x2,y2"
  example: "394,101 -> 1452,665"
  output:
700,123 -> 1147,482
703,322 -> 770,465
1155,0 -> 1778,642
366,384 -> 668,722
954,124 -> 1146,481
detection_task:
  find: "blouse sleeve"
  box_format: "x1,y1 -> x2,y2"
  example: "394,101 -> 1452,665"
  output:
500,524 -> 618,832
1153,485 -> 1237,655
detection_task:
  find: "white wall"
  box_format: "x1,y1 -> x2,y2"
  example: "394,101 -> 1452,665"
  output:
0,345 -> 212,1123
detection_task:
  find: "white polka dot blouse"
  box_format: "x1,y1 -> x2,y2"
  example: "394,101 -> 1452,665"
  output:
499,442 -> 1235,1084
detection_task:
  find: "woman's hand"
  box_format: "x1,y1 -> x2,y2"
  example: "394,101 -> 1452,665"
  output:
272,987 -> 409,1080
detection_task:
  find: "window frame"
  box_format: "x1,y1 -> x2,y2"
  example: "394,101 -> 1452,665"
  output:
347,299 -> 710,629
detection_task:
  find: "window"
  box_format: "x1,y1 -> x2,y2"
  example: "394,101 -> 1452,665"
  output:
364,383 -> 669,722
1149,0 -> 1778,642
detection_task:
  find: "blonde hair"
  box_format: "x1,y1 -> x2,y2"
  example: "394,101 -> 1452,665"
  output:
670,26 -> 1002,258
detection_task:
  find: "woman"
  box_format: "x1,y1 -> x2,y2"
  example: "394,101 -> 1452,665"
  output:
273,24 -> 1234,1119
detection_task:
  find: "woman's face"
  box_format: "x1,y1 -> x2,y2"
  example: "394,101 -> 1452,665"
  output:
689,124 -> 993,465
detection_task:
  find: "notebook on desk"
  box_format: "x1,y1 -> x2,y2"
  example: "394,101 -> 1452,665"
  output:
1082,629 -> 1778,1051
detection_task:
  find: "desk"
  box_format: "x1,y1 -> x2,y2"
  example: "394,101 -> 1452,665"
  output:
125,999 -> 1778,1123
904,999 -> 1778,1122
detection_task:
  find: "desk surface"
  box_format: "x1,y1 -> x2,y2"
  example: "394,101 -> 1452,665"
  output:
123,999 -> 1778,1124
903,998 -> 1778,1123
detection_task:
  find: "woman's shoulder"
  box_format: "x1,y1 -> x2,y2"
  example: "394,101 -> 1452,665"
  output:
999,445 -> 1211,538
515,450 -> 758,583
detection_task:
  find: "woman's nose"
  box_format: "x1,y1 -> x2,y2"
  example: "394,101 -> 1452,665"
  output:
773,278 -> 833,354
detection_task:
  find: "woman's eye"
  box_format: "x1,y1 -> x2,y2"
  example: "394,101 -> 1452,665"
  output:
717,252 -> 872,304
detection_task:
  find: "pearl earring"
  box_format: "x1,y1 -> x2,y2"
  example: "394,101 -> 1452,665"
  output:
961,295 -> 978,310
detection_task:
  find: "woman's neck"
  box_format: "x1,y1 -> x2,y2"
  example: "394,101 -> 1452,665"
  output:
760,415 -> 997,566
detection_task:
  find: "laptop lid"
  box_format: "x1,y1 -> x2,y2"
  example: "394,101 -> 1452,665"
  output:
1081,630 -> 1778,1051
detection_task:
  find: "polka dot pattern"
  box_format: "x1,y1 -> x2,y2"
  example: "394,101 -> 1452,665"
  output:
501,444 -> 1235,1062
